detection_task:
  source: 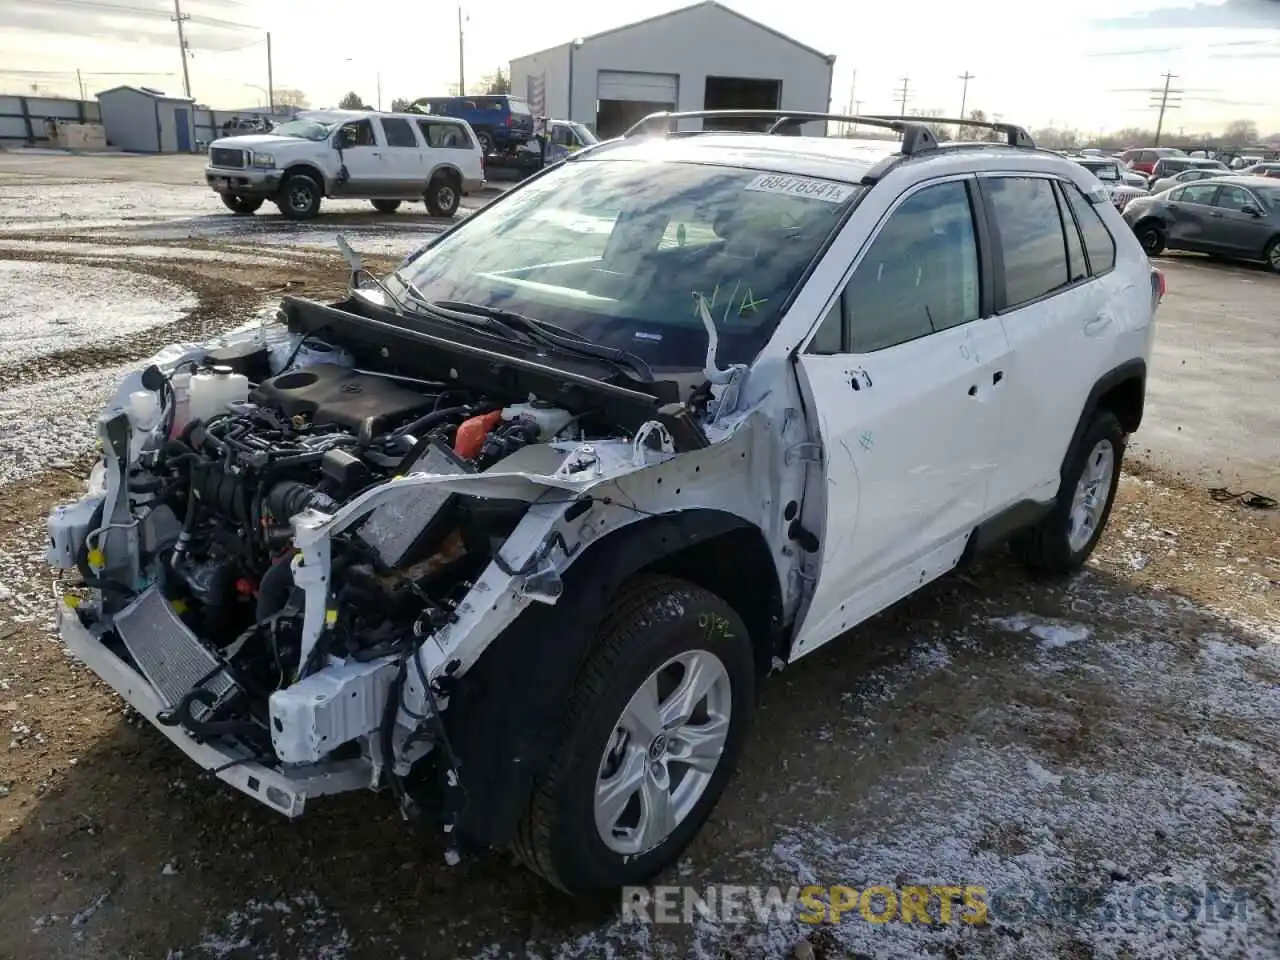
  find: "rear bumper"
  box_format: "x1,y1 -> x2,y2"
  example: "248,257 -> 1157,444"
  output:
57,599 -> 370,816
205,165 -> 282,198
462,176 -> 485,194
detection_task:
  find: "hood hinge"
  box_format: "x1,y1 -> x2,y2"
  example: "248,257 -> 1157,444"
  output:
784,441 -> 824,466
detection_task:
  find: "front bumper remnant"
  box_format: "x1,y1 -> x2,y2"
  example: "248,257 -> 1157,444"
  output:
57,600 -> 371,817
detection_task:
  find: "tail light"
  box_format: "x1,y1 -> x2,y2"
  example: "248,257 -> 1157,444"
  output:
1151,268 -> 1166,310
506,114 -> 514,127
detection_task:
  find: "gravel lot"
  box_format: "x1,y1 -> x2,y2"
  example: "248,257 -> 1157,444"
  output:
0,153 -> 1276,960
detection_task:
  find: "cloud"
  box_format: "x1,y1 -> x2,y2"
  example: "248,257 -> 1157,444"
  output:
0,0 -> 256,49
1097,0 -> 1280,30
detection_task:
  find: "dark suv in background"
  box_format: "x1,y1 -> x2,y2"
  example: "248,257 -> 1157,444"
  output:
415,95 -> 535,155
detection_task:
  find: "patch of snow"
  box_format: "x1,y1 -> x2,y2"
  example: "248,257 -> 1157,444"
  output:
0,260 -> 195,362
988,613 -> 1092,648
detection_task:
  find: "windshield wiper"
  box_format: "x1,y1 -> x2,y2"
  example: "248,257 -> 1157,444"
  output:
425,299 -> 655,383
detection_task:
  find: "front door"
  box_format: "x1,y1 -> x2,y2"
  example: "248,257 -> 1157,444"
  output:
1202,183 -> 1274,256
789,177 -> 1010,660
332,119 -> 385,195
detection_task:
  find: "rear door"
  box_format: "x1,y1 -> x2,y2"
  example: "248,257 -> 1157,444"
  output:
1163,182 -> 1219,249
789,176 -> 1011,659
982,175 -> 1118,509
377,116 -> 424,192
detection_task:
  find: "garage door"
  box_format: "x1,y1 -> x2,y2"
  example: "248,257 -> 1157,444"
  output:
597,71 -> 678,103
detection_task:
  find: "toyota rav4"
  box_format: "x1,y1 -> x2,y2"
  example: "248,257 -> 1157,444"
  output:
48,110 -> 1163,895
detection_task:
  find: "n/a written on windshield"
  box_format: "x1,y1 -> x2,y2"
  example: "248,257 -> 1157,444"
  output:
744,174 -> 855,204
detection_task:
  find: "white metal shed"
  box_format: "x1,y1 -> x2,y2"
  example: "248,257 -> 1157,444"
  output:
96,86 -> 197,153
509,1 -> 835,139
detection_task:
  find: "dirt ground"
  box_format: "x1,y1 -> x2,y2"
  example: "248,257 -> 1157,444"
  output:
0,154 -> 1277,960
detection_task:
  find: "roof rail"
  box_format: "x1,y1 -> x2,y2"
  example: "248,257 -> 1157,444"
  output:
621,110 -> 940,157
864,115 -> 1035,149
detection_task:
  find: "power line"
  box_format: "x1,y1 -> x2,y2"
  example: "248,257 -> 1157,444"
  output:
36,0 -> 257,30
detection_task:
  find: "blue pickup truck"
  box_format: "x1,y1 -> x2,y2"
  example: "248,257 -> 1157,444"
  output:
413,95 -> 535,155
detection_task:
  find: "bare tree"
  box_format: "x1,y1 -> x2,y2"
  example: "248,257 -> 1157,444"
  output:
390,97 -> 413,113
274,88 -> 309,109
1223,118 -> 1260,144
339,91 -> 370,110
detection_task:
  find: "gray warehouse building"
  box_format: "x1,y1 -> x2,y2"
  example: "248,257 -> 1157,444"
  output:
96,86 -> 196,153
509,1 -> 835,139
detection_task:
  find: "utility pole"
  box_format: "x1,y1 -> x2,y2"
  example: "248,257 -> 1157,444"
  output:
1150,72 -> 1181,146
457,5 -> 466,96
958,71 -> 974,120
894,76 -> 910,116
76,68 -> 85,101
845,68 -> 857,135
266,32 -> 274,113
171,0 -> 192,99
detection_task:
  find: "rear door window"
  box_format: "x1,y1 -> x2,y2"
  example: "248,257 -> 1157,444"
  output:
380,117 -> 419,148
983,176 -> 1072,308
1212,185 -> 1254,211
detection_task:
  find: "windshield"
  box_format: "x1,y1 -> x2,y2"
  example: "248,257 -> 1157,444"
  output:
1081,161 -> 1119,181
392,159 -> 859,371
270,119 -> 333,141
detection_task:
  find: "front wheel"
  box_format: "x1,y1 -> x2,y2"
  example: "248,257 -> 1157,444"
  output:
512,575 -> 755,894
220,194 -> 263,215
276,173 -> 322,221
1012,410 -> 1125,576
1135,220 -> 1166,256
424,175 -> 460,217
370,199 -> 401,214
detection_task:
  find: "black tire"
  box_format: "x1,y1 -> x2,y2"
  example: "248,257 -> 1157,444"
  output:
1265,237 -> 1280,275
512,575 -> 755,894
1134,219 -> 1166,256
220,194 -> 263,215
1012,410 -> 1125,576
371,199 -> 401,214
276,172 -> 323,221
476,130 -> 495,155
424,174 -> 461,218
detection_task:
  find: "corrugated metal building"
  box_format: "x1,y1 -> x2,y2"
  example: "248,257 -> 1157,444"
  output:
509,1 -> 835,138
96,86 -> 197,153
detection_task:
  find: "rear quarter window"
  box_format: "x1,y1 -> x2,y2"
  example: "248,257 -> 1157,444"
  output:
1061,182 -> 1117,275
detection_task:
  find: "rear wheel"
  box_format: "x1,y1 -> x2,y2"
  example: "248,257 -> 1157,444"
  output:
370,199 -> 401,214
1012,410 -> 1125,576
1264,237 -> 1280,274
1135,220 -> 1166,256
220,194 -> 263,215
476,130 -> 495,155
276,173 -> 322,221
512,575 -> 755,894
424,174 -> 461,217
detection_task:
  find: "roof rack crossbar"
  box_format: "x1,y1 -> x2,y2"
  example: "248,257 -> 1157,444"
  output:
864,115 -> 1036,149
620,109 -> 940,157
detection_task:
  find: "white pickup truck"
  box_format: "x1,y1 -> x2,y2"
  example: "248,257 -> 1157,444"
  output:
204,109 -> 486,220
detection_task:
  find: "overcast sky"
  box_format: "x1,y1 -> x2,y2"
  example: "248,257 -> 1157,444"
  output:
1,0 -> 1277,135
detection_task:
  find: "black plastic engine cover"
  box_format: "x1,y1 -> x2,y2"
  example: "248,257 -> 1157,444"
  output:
252,363 -> 437,434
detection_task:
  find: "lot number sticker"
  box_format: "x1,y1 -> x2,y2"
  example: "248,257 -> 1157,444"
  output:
744,174 -> 855,204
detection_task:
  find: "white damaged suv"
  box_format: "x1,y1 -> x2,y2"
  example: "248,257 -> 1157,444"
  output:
49,111 -> 1162,894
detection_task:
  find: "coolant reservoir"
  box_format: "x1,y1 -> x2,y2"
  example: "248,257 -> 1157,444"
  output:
501,401 -> 573,440
189,365 -> 249,423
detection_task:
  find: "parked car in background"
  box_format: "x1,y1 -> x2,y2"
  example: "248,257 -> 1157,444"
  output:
1122,175 -> 1280,271
205,109 -> 485,220
1145,156 -> 1227,189
1239,162 -> 1280,179
1070,155 -> 1149,209
221,115 -> 274,137
1230,154 -> 1263,170
1149,165 -> 1228,195
1121,146 -> 1185,174
414,95 -> 536,156
516,119 -> 601,166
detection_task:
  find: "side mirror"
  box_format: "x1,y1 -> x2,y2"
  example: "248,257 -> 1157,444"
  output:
1240,204 -> 1261,217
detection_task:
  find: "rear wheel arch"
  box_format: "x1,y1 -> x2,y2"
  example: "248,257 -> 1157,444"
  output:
440,509 -> 783,850
1060,359 -> 1146,480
